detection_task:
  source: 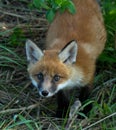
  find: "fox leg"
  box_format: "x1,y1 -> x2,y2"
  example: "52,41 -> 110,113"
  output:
78,85 -> 93,117
56,85 -> 92,118
56,90 -> 70,118
69,99 -> 81,118
65,99 -> 81,129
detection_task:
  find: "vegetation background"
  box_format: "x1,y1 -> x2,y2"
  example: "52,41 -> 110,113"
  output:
0,0 -> 116,129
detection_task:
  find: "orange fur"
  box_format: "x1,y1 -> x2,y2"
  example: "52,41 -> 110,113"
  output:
27,0 -> 106,97
29,50 -> 70,84
26,0 -> 106,117
45,0 -> 106,86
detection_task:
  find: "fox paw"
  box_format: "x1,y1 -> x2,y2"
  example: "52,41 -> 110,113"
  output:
69,99 -> 82,118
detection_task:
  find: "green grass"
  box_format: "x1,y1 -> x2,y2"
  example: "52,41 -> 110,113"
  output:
0,0 -> 116,129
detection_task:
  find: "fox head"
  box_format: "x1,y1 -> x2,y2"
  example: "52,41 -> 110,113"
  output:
26,39 -> 78,97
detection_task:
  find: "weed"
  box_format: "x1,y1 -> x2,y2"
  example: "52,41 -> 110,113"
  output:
0,0 -> 116,129
32,0 -> 76,22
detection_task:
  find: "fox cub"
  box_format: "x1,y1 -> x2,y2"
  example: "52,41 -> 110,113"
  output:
26,0 -> 106,117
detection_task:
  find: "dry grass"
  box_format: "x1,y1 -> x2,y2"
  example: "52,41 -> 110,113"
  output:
0,0 -> 116,130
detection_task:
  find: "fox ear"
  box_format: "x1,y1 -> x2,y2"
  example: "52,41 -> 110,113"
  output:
58,40 -> 78,64
25,39 -> 43,64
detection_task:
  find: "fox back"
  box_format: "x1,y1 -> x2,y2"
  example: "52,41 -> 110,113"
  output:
26,0 -> 106,98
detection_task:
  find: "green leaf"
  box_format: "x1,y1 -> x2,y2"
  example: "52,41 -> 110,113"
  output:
46,9 -> 55,23
33,0 -> 41,9
33,0 -> 76,21
67,1 -> 76,14
55,0 -> 62,6
18,115 -> 34,130
59,6 -> 66,13
6,120 -> 33,129
33,0 -> 49,10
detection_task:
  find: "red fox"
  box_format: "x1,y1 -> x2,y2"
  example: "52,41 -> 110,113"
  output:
26,0 -> 106,117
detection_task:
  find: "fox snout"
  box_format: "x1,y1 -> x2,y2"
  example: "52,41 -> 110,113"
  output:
41,90 -> 49,97
38,77 -> 56,97
39,89 -> 53,97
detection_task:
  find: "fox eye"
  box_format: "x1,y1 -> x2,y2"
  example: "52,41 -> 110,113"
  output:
53,75 -> 60,82
37,73 -> 43,80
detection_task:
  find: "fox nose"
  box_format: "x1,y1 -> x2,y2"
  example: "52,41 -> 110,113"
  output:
41,90 -> 49,97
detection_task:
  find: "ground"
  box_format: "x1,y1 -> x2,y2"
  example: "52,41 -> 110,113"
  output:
0,0 -> 116,130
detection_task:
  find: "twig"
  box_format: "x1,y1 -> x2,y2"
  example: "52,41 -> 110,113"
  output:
0,103 -> 40,114
0,10 -> 27,19
0,10 -> 46,21
83,112 -> 116,130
